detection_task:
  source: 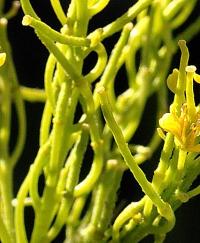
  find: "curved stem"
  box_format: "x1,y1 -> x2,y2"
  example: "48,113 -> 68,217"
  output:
50,0 -> 67,25
83,43 -> 107,84
39,101 -> 52,146
98,0 -> 153,40
29,141 -> 51,209
0,214 -> 12,243
15,175 -> 29,243
20,0 -> 39,19
22,15 -> 90,47
93,23 -> 133,107
113,200 -> 144,240
98,87 -> 174,222
0,162 -> 15,243
10,93 -> 26,168
88,0 -> 110,16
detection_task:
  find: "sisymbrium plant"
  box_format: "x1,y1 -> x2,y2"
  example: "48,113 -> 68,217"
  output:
0,0 -> 200,243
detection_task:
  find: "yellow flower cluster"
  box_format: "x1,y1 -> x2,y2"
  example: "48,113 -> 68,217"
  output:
159,64 -> 200,152
160,103 -> 200,152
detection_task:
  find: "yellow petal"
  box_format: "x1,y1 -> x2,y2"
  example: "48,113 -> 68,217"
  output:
194,73 -> 200,84
159,113 -> 181,137
187,144 -> 200,152
0,53 -> 6,67
166,68 -> 179,93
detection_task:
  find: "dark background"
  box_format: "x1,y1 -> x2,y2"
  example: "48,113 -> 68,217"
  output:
3,0 -> 200,242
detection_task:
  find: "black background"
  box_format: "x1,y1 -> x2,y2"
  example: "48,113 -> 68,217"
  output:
3,0 -> 200,242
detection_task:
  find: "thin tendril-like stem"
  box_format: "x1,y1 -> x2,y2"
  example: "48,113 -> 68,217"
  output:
50,0 -> 67,25
20,86 -> 46,102
173,40 -> 189,113
94,0 -> 153,40
20,0 -> 39,19
98,87 -> 174,222
0,214 -> 12,243
113,200 -> 145,240
93,23 -> 133,107
22,15 -> 91,47
88,0 -> 110,16
15,175 -> 29,243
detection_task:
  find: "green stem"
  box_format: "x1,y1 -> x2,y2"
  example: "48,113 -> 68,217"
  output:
0,14 -> 25,243
152,134 -> 174,192
88,0 -> 110,16
2,1 -> 20,20
10,84 -> 26,169
185,65 -> 196,120
113,199 -> 145,240
0,18 -> 26,168
73,82 -> 103,196
90,160 -> 123,228
175,16 -> 200,43
187,185 -> 200,198
0,162 -> 15,243
101,0 -> 153,39
29,141 -> 51,209
74,0 -> 89,36
98,87 -> 174,222
67,196 -> 86,226
93,23 -> 133,107
177,149 -> 187,172
47,130 -> 89,240
173,40 -> 189,112
35,30 -> 80,81
0,214 -> 12,243
44,54 -> 56,111
30,185 -> 58,243
39,101 -> 52,146
163,0 -> 187,21
0,0 -> 5,15
125,17 -> 149,88
50,0 -> 67,25
22,15 -> 90,47
20,0 -> 39,19
15,175 -> 29,243
83,43 -> 107,84
48,82 -> 71,181
170,0 -> 196,29
20,86 -> 46,102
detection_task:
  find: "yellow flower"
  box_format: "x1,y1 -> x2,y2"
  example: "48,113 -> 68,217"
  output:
159,104 -> 200,152
159,49 -> 200,153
